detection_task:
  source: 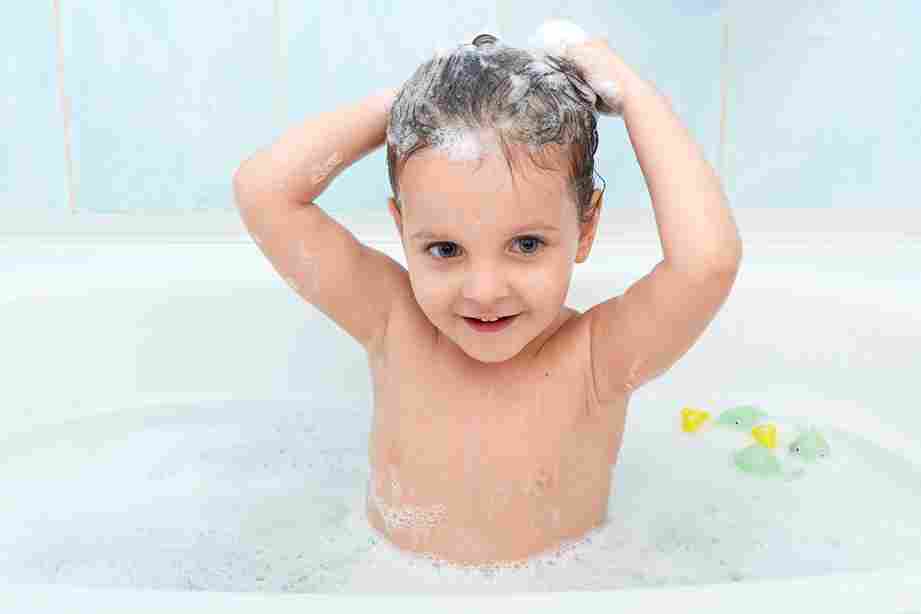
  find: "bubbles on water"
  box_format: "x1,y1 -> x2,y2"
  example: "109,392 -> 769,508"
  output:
334,412 -> 921,592
3,399 -> 921,595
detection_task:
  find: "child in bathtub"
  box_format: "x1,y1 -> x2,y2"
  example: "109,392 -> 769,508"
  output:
232,25 -> 742,568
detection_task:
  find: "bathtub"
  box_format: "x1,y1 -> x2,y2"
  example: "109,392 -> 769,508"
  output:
1,207 -> 920,611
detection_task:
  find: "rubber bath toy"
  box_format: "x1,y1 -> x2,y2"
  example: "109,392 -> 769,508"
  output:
679,404 -> 831,480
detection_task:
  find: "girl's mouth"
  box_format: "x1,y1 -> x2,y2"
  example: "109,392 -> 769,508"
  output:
463,314 -> 519,333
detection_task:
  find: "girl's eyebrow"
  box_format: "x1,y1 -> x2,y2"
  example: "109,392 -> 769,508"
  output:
410,223 -> 560,241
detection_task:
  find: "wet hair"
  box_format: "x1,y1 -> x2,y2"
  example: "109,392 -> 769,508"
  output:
386,33 -> 607,225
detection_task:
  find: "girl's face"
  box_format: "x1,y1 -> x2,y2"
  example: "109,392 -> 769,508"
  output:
388,140 -> 602,366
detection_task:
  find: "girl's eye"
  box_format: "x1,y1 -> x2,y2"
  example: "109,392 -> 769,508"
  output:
425,236 -> 546,260
516,236 -> 544,254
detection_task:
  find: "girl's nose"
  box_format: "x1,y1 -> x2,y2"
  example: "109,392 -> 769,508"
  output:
461,266 -> 511,305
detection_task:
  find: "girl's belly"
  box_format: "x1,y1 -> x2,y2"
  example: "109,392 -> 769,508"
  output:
364,438 -> 613,566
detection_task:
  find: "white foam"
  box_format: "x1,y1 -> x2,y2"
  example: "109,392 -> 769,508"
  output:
1,399 -> 920,594
430,127 -> 500,161
367,470 -> 448,532
293,239 -> 319,297
525,19 -> 624,116
527,19 -> 590,59
311,151 -> 342,185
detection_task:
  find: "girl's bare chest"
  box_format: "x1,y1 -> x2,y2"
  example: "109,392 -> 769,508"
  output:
368,343 -> 620,494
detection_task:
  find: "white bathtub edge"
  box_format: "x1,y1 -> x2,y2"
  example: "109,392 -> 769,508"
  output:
1,560 -> 919,612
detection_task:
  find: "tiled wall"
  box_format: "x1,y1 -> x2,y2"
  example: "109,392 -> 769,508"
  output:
724,1 -> 919,209
1,1 -> 917,224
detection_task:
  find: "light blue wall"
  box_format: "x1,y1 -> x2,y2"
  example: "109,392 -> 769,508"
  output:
1,1 -> 917,218
725,1 -> 920,209
0,4 -> 69,211
59,1 -> 276,213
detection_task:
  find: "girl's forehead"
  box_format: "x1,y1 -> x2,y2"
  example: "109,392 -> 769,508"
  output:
402,180 -> 567,227
402,194 -> 569,240
400,147 -> 569,205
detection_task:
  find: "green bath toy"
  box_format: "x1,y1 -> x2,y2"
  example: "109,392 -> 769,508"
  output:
788,428 -> 831,462
733,443 -> 783,476
714,405 -> 769,432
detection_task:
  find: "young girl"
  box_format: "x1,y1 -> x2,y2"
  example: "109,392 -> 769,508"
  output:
233,25 -> 742,568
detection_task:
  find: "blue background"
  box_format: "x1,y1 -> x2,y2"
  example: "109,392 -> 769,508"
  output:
1,1 -> 917,218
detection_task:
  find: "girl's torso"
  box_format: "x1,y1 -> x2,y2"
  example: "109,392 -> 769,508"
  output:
364,298 -> 629,566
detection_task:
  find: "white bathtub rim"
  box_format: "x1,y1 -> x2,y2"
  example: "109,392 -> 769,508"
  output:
0,559 -> 919,611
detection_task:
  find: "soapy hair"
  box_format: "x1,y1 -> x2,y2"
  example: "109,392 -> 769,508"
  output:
386,33 -> 606,225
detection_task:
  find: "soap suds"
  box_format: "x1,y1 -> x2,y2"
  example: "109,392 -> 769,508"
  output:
293,239 -> 319,297
3,398 -> 921,594
311,152 -> 343,185
430,127 -> 501,162
368,468 -> 448,533
526,19 -> 624,116
386,20 -> 607,173
527,19 -> 590,59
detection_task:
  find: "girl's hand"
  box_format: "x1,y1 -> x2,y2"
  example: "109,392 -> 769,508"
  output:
562,36 -> 653,117
371,87 -> 400,114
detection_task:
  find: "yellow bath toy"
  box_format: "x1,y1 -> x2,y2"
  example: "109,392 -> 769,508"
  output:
751,423 -> 777,449
681,407 -> 711,433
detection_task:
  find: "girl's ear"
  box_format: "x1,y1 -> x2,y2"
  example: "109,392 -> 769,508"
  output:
576,190 -> 603,263
388,197 -> 404,238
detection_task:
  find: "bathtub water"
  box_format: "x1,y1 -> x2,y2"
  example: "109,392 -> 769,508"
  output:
2,209 -> 921,611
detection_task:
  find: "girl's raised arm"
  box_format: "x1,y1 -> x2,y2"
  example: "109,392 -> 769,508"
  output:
232,89 -> 409,353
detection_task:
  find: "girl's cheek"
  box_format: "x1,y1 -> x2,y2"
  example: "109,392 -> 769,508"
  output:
409,269 -> 451,309
522,260 -> 562,289
529,262 -> 571,307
